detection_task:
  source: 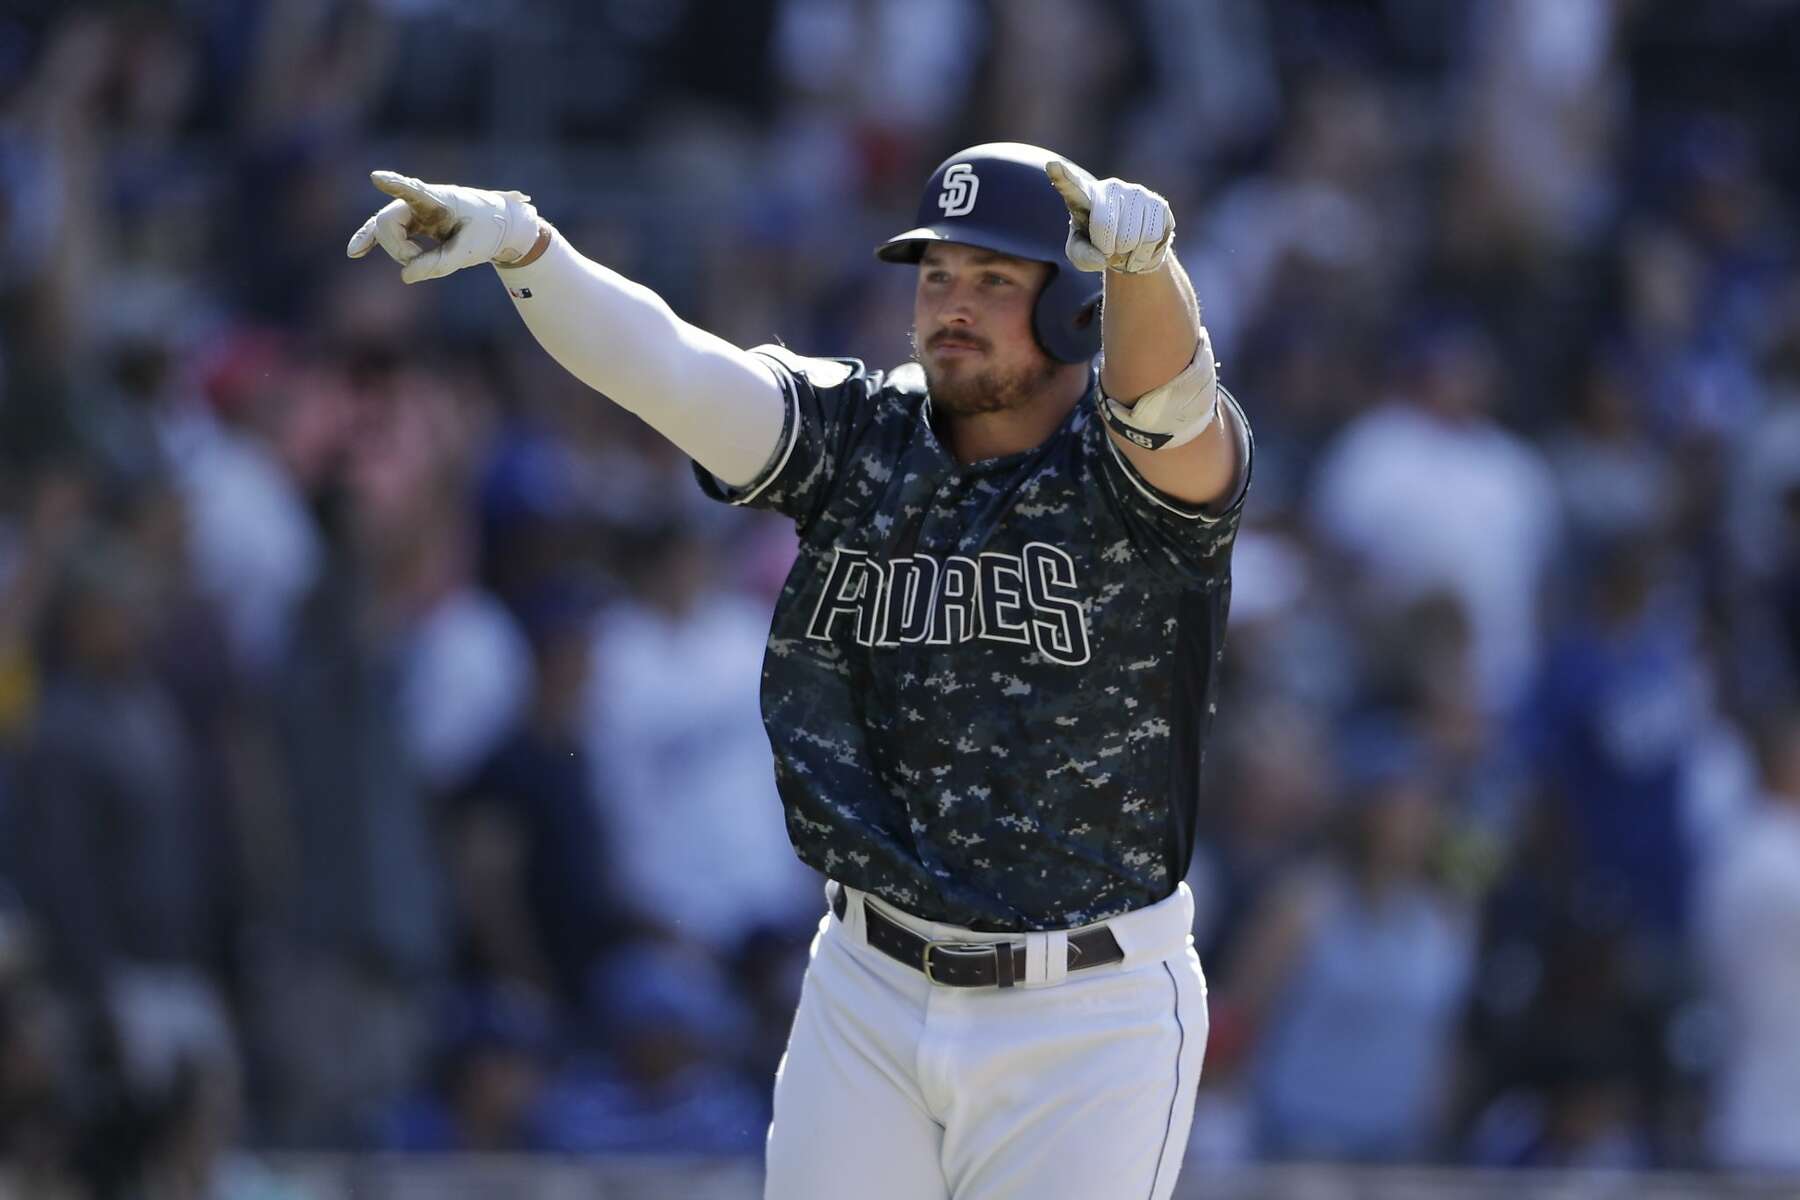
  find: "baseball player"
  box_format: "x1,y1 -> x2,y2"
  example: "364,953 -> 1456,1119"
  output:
349,141 -> 1250,1200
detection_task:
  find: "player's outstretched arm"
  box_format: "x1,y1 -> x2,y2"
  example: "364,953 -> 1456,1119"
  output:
346,171 -> 785,489
1047,161 -> 1241,510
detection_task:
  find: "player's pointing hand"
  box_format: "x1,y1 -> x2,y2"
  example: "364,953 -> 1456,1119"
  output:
1045,159 -> 1174,275
346,171 -> 545,284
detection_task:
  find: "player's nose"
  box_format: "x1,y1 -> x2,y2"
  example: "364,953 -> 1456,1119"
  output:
936,288 -> 978,324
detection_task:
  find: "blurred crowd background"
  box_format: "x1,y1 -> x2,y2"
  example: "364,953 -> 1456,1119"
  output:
1,0 -> 1798,1196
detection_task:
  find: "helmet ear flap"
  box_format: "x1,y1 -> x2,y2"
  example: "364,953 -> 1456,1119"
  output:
1033,265 -> 1104,363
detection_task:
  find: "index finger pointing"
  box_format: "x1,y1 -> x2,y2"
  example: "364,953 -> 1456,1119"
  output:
370,170 -> 451,229
370,169 -> 428,202
1045,160 -> 1098,220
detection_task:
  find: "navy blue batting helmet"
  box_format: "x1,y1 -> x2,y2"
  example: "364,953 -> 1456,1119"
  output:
877,142 -> 1102,364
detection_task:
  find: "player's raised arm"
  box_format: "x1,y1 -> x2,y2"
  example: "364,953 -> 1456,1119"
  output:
1047,160 -> 1241,509
345,171 -> 786,489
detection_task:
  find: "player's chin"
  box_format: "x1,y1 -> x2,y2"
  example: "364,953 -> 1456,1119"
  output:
930,373 -> 1017,417
920,360 -> 965,401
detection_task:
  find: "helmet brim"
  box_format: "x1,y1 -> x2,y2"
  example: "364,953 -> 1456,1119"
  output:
875,226 -> 1065,269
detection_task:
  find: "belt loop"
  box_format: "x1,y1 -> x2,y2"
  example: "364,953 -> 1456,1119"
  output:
1023,932 -> 1049,984
848,888 -> 868,943
828,881 -> 866,943
1043,930 -> 1069,985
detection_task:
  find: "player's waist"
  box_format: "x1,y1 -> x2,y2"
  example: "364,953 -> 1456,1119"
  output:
827,879 -> 1194,989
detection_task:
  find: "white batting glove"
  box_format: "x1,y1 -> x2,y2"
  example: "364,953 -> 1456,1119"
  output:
1045,160 -> 1174,275
345,171 -> 544,285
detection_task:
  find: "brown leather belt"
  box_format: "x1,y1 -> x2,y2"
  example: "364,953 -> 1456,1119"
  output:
831,885 -> 1123,988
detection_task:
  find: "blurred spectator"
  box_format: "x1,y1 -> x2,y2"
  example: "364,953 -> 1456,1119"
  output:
1307,320 -> 1561,715
348,365 -> 531,797
542,940 -> 767,1156
383,984 -> 561,1154
1727,322 -> 1800,705
1123,0 -> 1279,169
12,531 -> 226,990
0,895 -> 85,1200
1695,709 -> 1800,1172
78,1003 -> 309,1200
585,520 -> 819,957
0,468 -> 90,747
1219,722 -> 1475,1161
448,579 -> 635,1005
1462,793 -> 1660,1169
159,329 -> 322,679
1190,697 -> 1334,974
1545,349 -> 1677,559
1444,0 -> 1624,275
1188,69 -> 1409,364
1524,536 -> 1719,941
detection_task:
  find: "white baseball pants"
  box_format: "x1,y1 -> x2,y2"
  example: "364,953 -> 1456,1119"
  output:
764,881 -> 1208,1200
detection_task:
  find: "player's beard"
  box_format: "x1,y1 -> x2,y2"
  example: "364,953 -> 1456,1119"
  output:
911,331 -> 1060,417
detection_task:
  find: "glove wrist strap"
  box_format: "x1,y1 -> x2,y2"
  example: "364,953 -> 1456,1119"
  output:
496,221 -> 553,268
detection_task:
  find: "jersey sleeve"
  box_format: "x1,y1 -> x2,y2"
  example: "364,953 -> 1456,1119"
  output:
691,344 -> 874,532
1089,385 -> 1253,587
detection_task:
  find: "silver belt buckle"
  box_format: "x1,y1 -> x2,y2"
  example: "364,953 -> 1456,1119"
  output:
921,940 -> 999,986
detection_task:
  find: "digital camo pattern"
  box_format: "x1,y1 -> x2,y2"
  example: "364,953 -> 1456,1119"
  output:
695,345 -> 1250,931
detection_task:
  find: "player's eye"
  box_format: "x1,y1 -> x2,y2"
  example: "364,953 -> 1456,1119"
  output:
982,273 -> 1013,287
924,269 -> 951,284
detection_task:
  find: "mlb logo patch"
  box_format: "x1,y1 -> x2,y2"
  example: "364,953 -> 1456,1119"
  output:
508,287 -> 532,300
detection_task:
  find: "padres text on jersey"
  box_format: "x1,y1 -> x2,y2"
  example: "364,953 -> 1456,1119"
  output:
805,543 -> 1090,664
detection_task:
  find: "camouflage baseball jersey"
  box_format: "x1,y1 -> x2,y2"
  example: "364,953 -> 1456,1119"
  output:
694,346 -> 1251,931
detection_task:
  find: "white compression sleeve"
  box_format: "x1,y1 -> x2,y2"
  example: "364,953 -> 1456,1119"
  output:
493,229 -> 786,489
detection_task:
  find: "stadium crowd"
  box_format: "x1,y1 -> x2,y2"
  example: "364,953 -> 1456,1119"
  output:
1,0 -> 1798,1195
